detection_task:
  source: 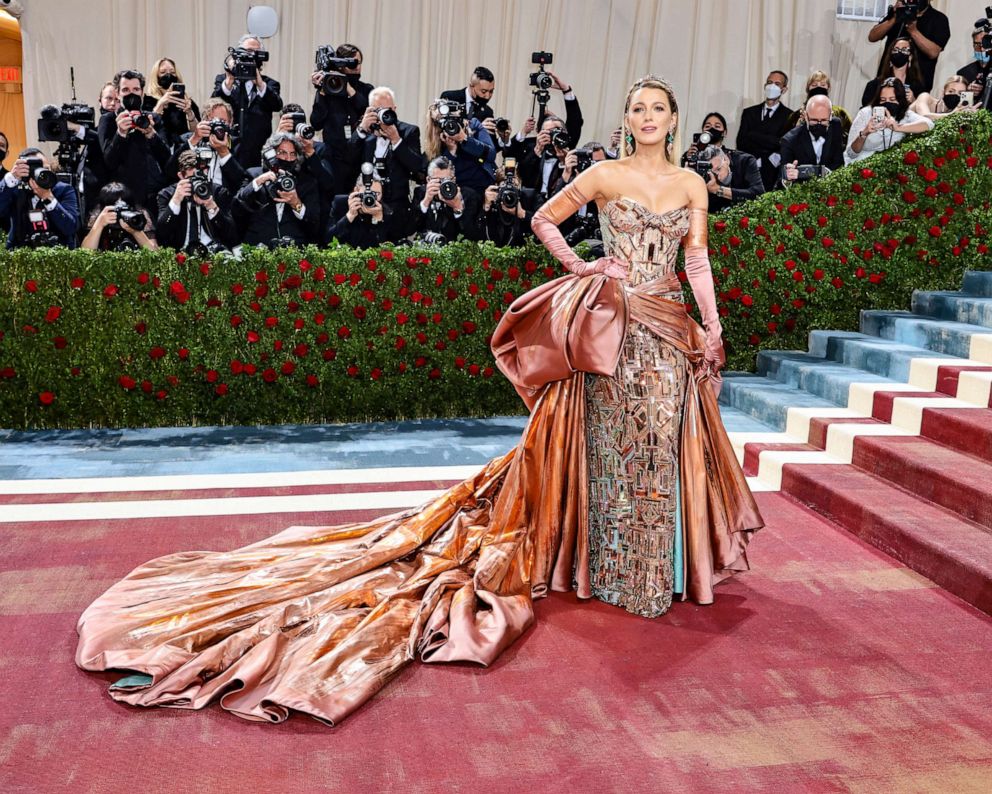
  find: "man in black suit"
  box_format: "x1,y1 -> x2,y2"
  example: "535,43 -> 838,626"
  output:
98,69 -> 172,210
0,149 -> 80,248
441,66 -> 507,159
234,132 -> 320,248
411,158 -> 481,242
518,115 -> 572,198
327,171 -> 404,247
498,70 -> 582,162
164,98 -> 247,199
156,150 -> 238,253
211,35 -> 283,169
694,146 -> 764,213
736,70 -> 794,191
310,43 -> 373,195
779,95 -> 844,188
346,86 -> 427,237
276,103 -> 335,232
480,163 -> 536,247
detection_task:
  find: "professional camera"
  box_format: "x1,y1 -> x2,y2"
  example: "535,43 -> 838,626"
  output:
497,157 -> 520,210
422,231 -> 447,245
976,10 -> 992,51
693,131 -> 715,148
494,117 -> 511,134
23,205 -> 59,248
314,45 -> 360,96
268,236 -> 299,249
786,164 -> 832,183
438,176 -> 458,201
263,171 -> 296,201
549,127 -> 570,151
435,101 -> 465,136
207,118 -> 235,139
287,111 -> 315,140
529,51 -> 554,92
190,172 -> 213,200
18,158 -> 58,191
894,0 -> 919,23
359,163 -> 379,208
226,46 -> 268,81
564,213 -> 602,247
37,102 -> 96,142
370,106 -> 397,132
193,144 -> 215,169
573,148 -> 593,173
691,158 -> 713,179
111,199 -> 147,231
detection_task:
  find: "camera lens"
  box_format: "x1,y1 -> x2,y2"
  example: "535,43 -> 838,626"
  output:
439,179 -> 458,201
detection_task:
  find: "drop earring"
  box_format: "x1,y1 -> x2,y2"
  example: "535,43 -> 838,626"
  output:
666,130 -> 675,145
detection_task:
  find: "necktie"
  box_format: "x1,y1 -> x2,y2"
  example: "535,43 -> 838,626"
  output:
187,205 -> 200,250
762,107 -> 770,122
247,83 -> 256,104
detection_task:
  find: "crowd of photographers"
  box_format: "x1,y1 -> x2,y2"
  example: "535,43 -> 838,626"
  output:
2,1 -> 990,254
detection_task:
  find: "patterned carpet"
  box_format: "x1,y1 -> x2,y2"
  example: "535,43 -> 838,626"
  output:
3,476 -> 992,792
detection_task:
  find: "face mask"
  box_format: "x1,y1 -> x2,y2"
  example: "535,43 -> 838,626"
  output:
702,127 -> 724,143
807,86 -> 829,98
807,122 -> 828,140
882,101 -> 901,118
942,93 -> 961,110
346,74 -> 361,86
718,170 -> 732,186
473,94 -> 490,106
764,83 -> 782,101
889,52 -> 910,69
0,149 -> 6,162
120,93 -> 142,112
977,51 -> 991,65
157,73 -> 178,90
277,158 -> 299,173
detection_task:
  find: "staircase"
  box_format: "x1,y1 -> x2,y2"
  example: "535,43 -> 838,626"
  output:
721,270 -> 992,615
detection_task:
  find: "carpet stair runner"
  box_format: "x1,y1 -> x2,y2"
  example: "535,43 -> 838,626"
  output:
720,270 -> 992,615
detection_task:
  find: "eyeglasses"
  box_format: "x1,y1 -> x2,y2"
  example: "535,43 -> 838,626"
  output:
892,48 -> 911,55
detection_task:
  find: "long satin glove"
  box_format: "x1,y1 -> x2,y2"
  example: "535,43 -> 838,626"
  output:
531,184 -> 627,279
683,208 -> 724,370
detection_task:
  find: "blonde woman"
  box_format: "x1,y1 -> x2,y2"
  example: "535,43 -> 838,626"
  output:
911,75 -> 981,120
423,98 -> 496,192
144,57 -> 199,147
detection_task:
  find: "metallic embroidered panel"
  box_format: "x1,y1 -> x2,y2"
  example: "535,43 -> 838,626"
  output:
585,199 -> 689,617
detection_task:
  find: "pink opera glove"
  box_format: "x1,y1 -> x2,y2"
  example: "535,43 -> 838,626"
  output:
531,183 -> 628,280
684,245 -> 724,368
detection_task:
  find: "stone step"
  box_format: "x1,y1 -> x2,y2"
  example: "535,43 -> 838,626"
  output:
912,290 -> 992,329
860,310 -> 992,362
757,350 -> 896,408
718,374 -> 837,433
808,330 -> 958,382
962,270 -> 992,297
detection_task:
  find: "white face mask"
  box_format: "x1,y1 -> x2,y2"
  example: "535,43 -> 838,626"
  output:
764,83 -> 782,101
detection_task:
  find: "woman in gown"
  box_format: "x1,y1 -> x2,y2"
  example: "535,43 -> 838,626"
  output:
75,76 -> 763,726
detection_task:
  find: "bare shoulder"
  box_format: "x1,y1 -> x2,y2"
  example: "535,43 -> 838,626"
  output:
574,157 -> 626,202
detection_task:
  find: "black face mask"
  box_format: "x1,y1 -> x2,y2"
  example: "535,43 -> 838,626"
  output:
157,73 -> 178,90
702,127 -> 724,143
0,149 -> 6,162
276,158 -> 300,174
807,86 -> 829,98
120,93 -> 142,112
472,95 -> 490,106
889,52 -> 910,69
807,122 -> 828,140
882,101 -> 901,119
346,74 -> 361,86
942,93 -> 961,110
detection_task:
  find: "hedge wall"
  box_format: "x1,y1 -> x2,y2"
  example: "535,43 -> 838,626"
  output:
1,113 -> 991,430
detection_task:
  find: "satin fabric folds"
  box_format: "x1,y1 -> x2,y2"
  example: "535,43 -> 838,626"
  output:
76,273 -> 761,726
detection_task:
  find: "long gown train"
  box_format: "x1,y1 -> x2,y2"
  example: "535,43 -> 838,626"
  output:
75,198 -> 763,725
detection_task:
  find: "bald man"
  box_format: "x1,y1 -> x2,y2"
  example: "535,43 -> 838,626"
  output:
779,94 -> 845,186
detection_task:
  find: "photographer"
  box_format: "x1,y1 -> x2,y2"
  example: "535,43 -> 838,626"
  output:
277,103 -> 335,229
0,149 -> 80,248
520,114 -> 578,198
412,158 -> 482,243
481,160 -> 536,247
691,146 -> 763,213
156,150 -> 237,253
98,69 -> 172,210
80,182 -> 156,252
550,141 -> 606,241
779,95 -> 845,188
862,37 -> 925,106
144,58 -> 199,151
846,77 -> 933,164
869,0 -> 949,93
234,131 -> 319,248
347,86 -> 427,237
310,43 -> 372,195
512,66 -> 583,163
424,99 -> 495,193
328,165 -> 402,247
212,35 -> 283,169
168,98 -> 247,196
958,27 -> 992,97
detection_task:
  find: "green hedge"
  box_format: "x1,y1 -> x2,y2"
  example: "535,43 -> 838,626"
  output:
1,112 -> 991,429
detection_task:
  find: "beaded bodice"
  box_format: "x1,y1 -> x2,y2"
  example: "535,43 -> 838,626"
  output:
600,197 -> 690,289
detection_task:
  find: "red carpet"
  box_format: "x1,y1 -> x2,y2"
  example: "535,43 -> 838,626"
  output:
3,492 -> 992,792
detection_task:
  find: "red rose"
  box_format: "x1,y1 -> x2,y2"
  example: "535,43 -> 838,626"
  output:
855,267 -> 867,278
353,306 -> 367,320
25,279 -> 38,293
322,349 -> 337,361
44,306 -> 62,323
813,269 -> 825,280
924,168 -> 939,182
215,383 -> 229,396
281,361 -> 295,375
428,367 -> 441,380
305,374 -> 319,388
262,368 -> 278,383
118,375 -> 136,390
230,359 -> 244,374
792,271 -> 804,282
395,336 -> 407,350
370,368 -> 382,381
175,252 -> 187,264
247,330 -> 260,343
739,217 -> 749,229
741,294 -> 754,307
70,277 -> 86,289
929,226 -> 942,238
821,237 -> 834,248
903,151 -> 919,165
468,364 -> 481,376
749,334 -> 761,346
729,235 -> 742,247
395,312 -> 409,325
462,321 -> 477,334
178,348 -> 190,360
714,220 -> 727,231
831,277 -> 843,288
39,391 -> 55,405
149,346 -> 166,360
347,365 -> 360,377
869,273 -> 883,284
230,315 -> 242,328
482,367 -> 494,378
476,298 -> 489,310
103,284 -> 118,298
337,325 -> 351,339
415,356 -> 427,368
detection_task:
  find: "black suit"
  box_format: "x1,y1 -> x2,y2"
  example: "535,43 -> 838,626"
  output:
155,183 -> 238,251
345,121 -> 426,235
519,151 -> 564,196
310,78 -> 373,194
482,187 -> 537,247
508,95 -> 584,163
411,184 -> 482,241
163,134 -> 248,200
211,74 -> 283,169
0,180 -> 80,248
439,88 -> 494,122
327,194 -> 403,247
707,150 -> 765,213
779,120 -> 845,185
736,101 -> 794,191
234,167 -> 320,247
98,110 -> 173,209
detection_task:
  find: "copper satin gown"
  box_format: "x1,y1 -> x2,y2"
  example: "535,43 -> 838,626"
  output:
75,192 -> 763,726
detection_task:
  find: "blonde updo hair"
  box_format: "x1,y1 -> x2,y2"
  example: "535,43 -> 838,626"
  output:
620,74 -> 681,164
